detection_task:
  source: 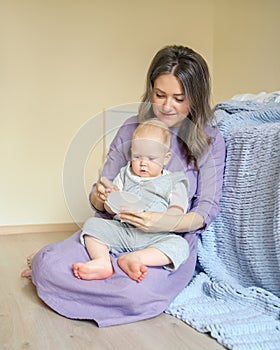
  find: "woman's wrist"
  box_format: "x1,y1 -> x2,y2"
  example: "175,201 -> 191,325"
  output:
174,212 -> 204,232
90,188 -> 105,212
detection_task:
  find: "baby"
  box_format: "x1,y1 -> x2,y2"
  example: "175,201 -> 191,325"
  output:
73,119 -> 189,282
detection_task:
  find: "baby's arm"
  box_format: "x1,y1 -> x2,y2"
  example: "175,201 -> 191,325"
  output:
167,180 -> 189,215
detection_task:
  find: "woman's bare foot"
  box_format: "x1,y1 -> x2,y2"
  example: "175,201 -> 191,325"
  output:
21,252 -> 36,280
21,268 -> 32,279
118,254 -> 148,282
72,259 -> 114,280
26,252 -> 36,268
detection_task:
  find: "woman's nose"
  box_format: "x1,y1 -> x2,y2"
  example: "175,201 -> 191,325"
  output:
162,97 -> 173,110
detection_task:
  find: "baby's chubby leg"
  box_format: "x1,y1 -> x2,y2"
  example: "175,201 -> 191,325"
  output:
72,236 -> 113,280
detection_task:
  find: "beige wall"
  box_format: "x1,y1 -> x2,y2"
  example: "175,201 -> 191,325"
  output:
0,0 -> 213,225
213,0 -> 280,102
1,0 -> 279,226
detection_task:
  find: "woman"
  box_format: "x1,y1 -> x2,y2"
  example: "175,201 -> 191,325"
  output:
23,45 -> 225,327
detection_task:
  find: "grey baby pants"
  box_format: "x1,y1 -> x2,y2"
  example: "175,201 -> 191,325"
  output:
80,216 -> 189,270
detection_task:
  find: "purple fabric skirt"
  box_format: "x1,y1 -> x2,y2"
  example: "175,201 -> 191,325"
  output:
31,231 -> 197,327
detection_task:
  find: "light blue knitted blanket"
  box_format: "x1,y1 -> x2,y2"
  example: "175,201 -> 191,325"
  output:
166,100 -> 280,350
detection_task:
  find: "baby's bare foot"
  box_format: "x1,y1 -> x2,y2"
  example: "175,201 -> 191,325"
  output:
21,268 -> 32,279
72,259 -> 113,280
118,255 -> 148,282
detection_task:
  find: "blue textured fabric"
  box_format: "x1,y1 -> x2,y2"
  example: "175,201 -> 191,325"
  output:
166,100 -> 280,350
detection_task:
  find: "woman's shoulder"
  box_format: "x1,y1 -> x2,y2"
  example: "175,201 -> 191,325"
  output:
205,124 -> 225,147
205,124 -> 222,138
112,116 -> 139,144
200,125 -> 226,166
121,115 -> 139,129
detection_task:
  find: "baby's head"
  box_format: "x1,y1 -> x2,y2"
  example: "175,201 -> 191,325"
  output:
131,119 -> 172,178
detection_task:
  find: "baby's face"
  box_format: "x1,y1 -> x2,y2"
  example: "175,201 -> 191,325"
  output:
131,138 -> 169,178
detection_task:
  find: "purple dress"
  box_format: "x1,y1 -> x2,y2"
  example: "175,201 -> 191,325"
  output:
31,117 -> 225,327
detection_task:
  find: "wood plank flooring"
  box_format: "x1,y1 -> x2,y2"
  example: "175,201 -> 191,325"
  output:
0,232 -> 226,350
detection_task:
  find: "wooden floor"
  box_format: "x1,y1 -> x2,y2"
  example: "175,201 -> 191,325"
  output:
0,232 -> 226,350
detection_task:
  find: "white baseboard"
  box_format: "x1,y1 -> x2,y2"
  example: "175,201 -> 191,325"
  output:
0,222 -> 82,235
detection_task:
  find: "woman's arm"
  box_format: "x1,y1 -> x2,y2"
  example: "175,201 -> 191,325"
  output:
89,116 -> 138,212
118,210 -> 204,233
189,127 -> 226,229
174,211 -> 204,231
90,186 -> 105,212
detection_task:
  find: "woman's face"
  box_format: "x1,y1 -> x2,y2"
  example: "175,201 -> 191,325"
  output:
152,74 -> 190,128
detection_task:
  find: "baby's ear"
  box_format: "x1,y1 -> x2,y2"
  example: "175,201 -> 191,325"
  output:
163,151 -> 172,165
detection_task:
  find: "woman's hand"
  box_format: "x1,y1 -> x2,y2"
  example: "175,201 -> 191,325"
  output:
118,211 -> 184,232
96,176 -> 117,201
90,177 -> 119,211
118,210 -> 204,233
